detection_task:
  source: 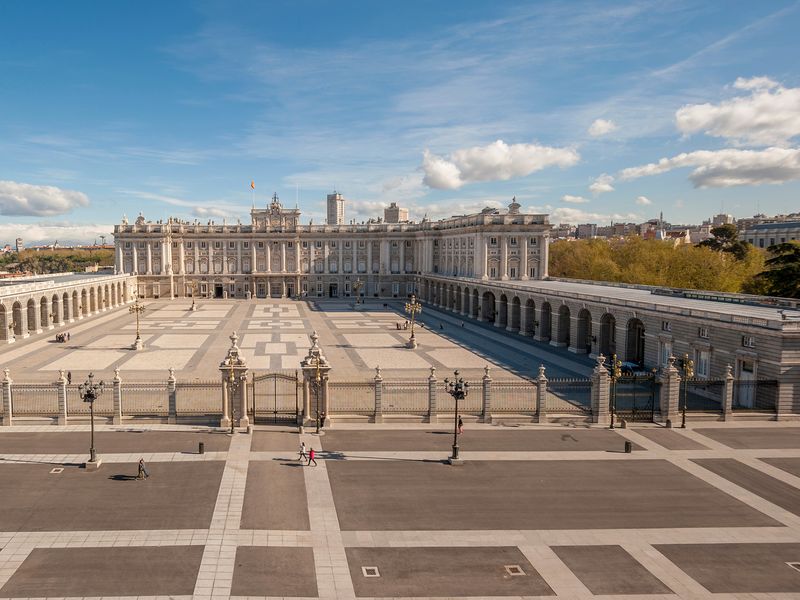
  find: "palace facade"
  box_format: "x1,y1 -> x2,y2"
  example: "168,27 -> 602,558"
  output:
113,195 -> 550,300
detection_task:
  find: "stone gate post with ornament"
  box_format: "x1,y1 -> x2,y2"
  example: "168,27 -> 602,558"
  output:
219,331 -> 249,429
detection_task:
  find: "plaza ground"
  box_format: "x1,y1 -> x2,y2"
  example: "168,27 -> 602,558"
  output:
0,297 -> 594,384
2,422 -> 800,598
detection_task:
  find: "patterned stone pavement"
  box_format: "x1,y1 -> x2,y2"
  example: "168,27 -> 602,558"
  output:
2,422 -> 800,598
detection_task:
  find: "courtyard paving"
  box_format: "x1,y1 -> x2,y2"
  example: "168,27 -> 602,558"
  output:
0,297 -> 592,385
0,422 -> 799,599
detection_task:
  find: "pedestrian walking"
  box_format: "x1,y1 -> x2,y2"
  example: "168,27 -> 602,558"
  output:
439,323 -> 444,330
137,458 -> 149,480
457,415 -> 463,435
307,447 -> 318,467
67,371 -> 72,384
67,332 -> 70,341
299,441 -> 308,462
460,321 -> 464,327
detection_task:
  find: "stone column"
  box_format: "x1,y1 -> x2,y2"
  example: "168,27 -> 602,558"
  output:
373,366 -> 383,424
591,354 -> 610,425
482,366 -> 492,423
251,245 -> 257,273
265,242 -> 271,272
352,240 -> 357,275
427,366 -> 438,423
112,368 -> 122,425
568,316 -> 582,354
367,242 -> 373,276
116,244 -> 123,274
281,242 -> 287,273
494,298 -> 503,328
167,368 -> 177,424
539,234 -> 549,279
179,242 -> 185,275
323,241 -> 330,274
1,369 -> 12,426
57,369 -> 68,425
146,243 -> 152,274
219,331 -> 248,429
659,355 -> 681,423
536,364 -> 547,423
521,238 -> 529,280
482,236 -> 489,280
500,236 -> 509,280
132,245 -> 138,274
399,240 -> 405,274
722,364 -> 734,421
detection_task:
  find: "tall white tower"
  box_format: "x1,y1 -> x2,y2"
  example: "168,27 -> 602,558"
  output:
326,191 -> 345,225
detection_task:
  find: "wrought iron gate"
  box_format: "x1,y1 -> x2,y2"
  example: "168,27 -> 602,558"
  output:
612,374 -> 658,424
251,371 -> 300,424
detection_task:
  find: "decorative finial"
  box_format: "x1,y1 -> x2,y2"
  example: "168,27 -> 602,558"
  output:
229,331 -> 239,348
310,330 -> 319,350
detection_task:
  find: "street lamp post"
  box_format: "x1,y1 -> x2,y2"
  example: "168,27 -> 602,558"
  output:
404,294 -> 422,349
609,353 -> 622,429
681,353 -> 694,428
129,292 -> 146,350
190,281 -> 198,312
443,370 -> 469,464
352,278 -> 363,305
78,372 -> 105,468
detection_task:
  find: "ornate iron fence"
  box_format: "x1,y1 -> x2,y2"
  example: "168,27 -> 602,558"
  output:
329,381 -> 375,414
546,378 -> 592,414
733,380 -> 779,413
122,383 -> 169,416
438,380 -> 483,415
11,383 -> 59,416
66,383 -> 114,416
383,381 -> 429,414
612,376 -> 659,423
681,379 -> 725,413
175,381 -> 222,416
492,380 -> 537,413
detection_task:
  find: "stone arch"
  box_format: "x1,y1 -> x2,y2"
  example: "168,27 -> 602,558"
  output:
80,289 -> 88,316
455,286 -> 462,312
51,294 -> 60,325
524,299 -> 536,336
12,301 -> 24,336
576,308 -> 592,354
599,313 -> 616,357
122,281 -> 128,302
72,291 -> 79,318
89,288 -> 97,313
26,298 -> 37,333
626,318 -> 646,365
481,291 -> 496,322
62,292 -> 70,321
556,304 -> 570,347
0,303 -> 8,342
471,288 -> 480,318
540,302 -> 552,342
509,296 -> 521,332
498,294 -> 508,328
40,296 -> 49,329
104,284 -> 110,309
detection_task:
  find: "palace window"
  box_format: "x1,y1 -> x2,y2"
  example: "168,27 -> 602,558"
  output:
316,241 -> 322,248
302,241 -> 308,248
405,240 -> 411,247
200,242 -> 207,249
186,242 -> 193,249
510,237 -> 517,245
661,321 -> 672,332
490,237 -> 497,246
138,242 -> 145,249
392,241 -> 398,247
345,241 -> 351,248
359,240 -> 365,248
243,241 -> 249,249
698,326 -> 709,339
742,335 -> 755,348
229,241 -> 235,249
125,242 -> 131,248
287,241 -> 293,248
331,241 -> 336,248
660,340 -> 672,367
695,349 -> 710,378
214,241 -> 221,249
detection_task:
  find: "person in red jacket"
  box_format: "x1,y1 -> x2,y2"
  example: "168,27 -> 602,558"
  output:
307,447 -> 318,467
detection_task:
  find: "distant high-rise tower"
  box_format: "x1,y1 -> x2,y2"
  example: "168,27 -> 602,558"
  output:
15,237 -> 23,252
384,202 -> 409,223
327,191 -> 345,225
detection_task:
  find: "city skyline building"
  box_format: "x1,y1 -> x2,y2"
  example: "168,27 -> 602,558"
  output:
326,192 -> 345,226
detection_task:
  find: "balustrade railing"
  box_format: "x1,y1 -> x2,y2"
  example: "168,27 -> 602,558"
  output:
491,380 -> 537,413
175,381 -> 222,415
328,381 -> 374,414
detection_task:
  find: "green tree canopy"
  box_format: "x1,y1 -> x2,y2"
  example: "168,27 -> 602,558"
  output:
696,224 -> 750,260
748,242 -> 800,298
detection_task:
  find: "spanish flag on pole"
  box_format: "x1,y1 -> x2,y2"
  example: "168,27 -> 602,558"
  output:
250,180 -> 255,190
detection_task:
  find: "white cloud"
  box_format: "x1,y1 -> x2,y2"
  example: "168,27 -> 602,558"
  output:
561,194 -> 590,204
421,140 -> 579,190
619,147 -> 800,187
676,77 -> 800,146
0,222 -> 112,246
527,204 -> 641,225
589,173 -> 615,195
0,180 -> 89,216
588,118 -> 617,137
635,195 -> 652,205
193,207 -> 229,218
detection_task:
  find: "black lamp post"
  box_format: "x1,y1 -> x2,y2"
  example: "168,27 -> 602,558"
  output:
78,372 -> 105,465
443,370 -> 469,462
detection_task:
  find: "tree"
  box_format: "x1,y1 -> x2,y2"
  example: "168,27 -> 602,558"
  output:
749,242 -> 800,298
697,224 -> 750,260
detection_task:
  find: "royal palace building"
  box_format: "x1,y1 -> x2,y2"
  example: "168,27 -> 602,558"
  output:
113,195 -> 550,301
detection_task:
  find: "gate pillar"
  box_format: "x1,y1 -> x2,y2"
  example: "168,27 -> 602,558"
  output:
301,331 -> 332,428
220,331 -> 249,429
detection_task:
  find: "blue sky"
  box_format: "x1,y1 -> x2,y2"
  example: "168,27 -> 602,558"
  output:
1,1 -> 799,244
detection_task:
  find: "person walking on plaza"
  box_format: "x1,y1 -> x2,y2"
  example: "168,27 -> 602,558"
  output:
307,447 -> 317,467
137,458 -> 149,480
67,332 -> 70,341
67,371 -> 72,384
458,415 -> 463,435
299,441 -> 308,462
